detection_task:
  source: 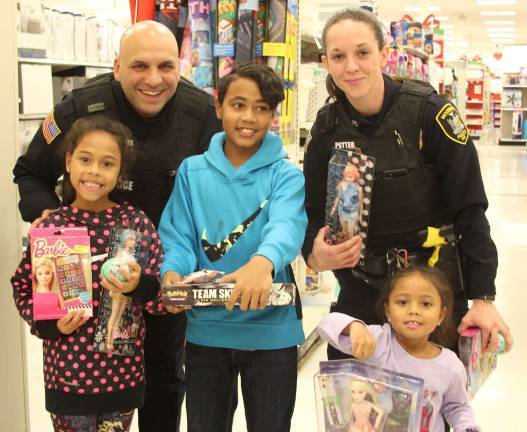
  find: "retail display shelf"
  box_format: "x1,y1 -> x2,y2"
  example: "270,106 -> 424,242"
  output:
19,113 -> 46,120
502,108 -> 527,111
18,57 -> 113,69
503,85 -> 527,88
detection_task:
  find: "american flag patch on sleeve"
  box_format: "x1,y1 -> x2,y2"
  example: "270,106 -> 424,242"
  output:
42,110 -> 62,144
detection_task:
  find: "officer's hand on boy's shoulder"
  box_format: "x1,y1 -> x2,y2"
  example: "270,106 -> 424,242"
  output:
221,256 -> 273,312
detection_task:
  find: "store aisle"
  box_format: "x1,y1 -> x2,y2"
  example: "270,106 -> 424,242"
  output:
160,141 -> 527,432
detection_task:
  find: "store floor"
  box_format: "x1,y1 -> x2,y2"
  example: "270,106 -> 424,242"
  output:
154,140 -> 527,431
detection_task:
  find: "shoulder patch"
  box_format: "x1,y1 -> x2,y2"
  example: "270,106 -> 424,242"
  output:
42,110 -> 62,144
435,103 -> 469,145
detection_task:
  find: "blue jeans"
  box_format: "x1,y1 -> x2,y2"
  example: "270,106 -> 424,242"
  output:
185,342 -> 298,432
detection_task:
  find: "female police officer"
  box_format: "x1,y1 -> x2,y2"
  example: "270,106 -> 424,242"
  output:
301,8 -> 512,359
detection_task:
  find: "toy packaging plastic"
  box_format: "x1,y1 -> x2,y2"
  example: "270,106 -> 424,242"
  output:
162,269 -> 296,307
94,227 -> 151,355
29,227 -> 92,320
315,359 -> 424,432
325,148 -> 375,260
458,327 -> 498,400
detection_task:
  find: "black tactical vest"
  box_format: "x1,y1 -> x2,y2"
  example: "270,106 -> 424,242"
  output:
318,80 -> 447,252
72,74 -> 212,226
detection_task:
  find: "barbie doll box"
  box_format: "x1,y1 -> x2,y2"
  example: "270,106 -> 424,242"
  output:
458,327 -> 499,399
162,269 -> 297,307
95,227 -> 149,356
325,149 -> 375,262
315,359 -> 423,432
29,227 -> 92,320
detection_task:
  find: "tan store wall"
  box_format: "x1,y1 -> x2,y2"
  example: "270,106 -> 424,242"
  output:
0,1 -> 28,429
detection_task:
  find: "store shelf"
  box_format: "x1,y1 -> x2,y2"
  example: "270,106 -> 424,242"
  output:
503,85 -> 527,88
19,113 -> 46,120
499,138 -> 527,145
18,57 -> 113,68
502,108 -> 527,111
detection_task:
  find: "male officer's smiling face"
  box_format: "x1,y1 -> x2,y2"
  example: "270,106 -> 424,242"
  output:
114,21 -> 180,118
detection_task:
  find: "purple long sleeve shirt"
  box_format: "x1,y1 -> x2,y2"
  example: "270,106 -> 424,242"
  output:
318,313 -> 479,432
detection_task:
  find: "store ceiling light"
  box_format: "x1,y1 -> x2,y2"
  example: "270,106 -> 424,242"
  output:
483,20 -> 516,25
486,27 -> 516,32
477,0 -> 516,4
480,11 -> 516,16
488,33 -> 516,38
490,39 -> 514,43
403,5 -> 441,12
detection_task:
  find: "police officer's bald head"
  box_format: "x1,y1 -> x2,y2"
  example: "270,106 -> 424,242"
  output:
114,21 -> 181,118
118,21 -> 179,58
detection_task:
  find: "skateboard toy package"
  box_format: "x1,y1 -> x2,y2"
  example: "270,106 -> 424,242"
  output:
29,227 -> 92,320
315,359 -> 423,432
459,327 -> 502,399
94,227 -> 151,355
162,269 -> 296,307
325,148 -> 375,260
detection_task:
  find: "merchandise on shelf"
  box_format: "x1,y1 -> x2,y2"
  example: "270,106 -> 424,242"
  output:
502,88 -> 522,108
499,72 -> 527,145
512,111 -> 524,139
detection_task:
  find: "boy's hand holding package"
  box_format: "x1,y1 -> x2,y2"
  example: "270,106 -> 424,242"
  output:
100,259 -> 141,295
222,256 -> 274,311
57,309 -> 89,335
346,321 -> 377,359
162,270 -> 189,313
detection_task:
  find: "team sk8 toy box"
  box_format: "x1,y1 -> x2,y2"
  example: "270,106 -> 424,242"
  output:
162,269 -> 297,307
29,227 -> 92,320
314,358 -> 424,432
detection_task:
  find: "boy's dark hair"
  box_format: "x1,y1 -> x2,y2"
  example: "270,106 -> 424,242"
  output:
321,8 -> 385,101
57,116 -> 136,203
217,62 -> 285,110
377,265 -> 457,347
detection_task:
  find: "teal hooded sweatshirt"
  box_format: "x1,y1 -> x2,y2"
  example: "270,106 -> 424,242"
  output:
159,131 -> 306,349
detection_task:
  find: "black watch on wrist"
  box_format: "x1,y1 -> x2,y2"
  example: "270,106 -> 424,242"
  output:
472,295 -> 495,303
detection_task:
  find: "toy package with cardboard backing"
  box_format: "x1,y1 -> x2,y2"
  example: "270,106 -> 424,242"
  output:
314,358 -> 424,432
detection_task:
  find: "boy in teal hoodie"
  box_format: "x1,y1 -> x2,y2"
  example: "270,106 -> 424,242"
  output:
159,62 -> 307,432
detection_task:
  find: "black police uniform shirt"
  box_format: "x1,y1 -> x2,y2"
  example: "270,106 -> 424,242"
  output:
302,74 -> 497,301
13,74 -> 222,227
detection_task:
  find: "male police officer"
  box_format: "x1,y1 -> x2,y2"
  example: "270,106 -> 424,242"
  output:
13,21 -> 221,431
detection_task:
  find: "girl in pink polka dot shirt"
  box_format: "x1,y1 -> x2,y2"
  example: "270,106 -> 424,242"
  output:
11,117 -> 165,432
